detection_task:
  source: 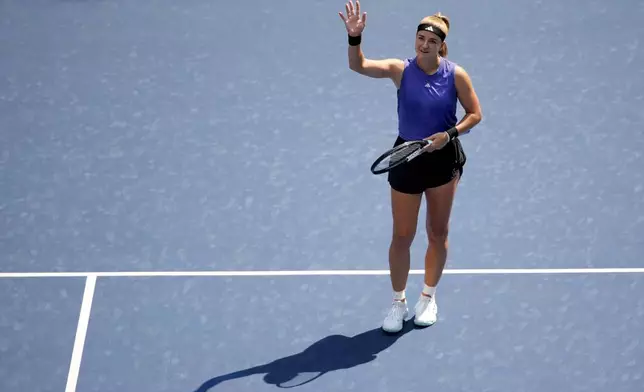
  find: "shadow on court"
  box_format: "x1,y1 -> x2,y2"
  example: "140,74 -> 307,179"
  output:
194,320 -> 417,390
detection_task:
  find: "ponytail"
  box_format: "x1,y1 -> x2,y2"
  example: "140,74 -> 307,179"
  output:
435,13 -> 449,57
439,42 -> 448,57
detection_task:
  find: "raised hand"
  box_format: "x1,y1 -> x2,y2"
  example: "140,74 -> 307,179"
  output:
338,0 -> 367,37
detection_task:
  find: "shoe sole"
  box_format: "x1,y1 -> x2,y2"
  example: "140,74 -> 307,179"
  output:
382,310 -> 408,333
413,318 -> 436,327
414,303 -> 437,327
382,327 -> 403,334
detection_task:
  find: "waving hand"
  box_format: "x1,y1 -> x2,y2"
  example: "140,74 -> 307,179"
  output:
338,1 -> 367,37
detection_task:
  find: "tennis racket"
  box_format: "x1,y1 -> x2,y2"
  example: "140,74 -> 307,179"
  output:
370,139 -> 432,174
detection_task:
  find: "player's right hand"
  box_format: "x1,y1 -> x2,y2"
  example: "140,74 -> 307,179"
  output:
338,0 -> 367,37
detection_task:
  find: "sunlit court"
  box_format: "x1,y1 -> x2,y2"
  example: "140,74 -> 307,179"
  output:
1,0 -> 643,391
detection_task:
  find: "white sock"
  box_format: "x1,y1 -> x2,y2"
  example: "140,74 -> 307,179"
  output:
422,284 -> 436,298
393,290 -> 406,302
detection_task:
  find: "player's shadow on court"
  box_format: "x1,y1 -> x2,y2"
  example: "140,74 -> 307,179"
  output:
194,320 -> 416,390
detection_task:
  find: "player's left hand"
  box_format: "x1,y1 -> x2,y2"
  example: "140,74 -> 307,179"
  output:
423,132 -> 450,152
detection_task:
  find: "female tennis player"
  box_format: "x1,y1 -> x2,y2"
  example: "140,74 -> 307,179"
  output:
339,1 -> 482,333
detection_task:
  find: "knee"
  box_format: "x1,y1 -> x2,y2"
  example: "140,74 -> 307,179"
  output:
391,229 -> 416,250
428,226 -> 449,246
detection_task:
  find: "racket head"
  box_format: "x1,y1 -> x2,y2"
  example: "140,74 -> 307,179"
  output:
370,140 -> 430,175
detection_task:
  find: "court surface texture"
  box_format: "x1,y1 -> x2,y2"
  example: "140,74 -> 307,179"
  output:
1,0 -> 643,391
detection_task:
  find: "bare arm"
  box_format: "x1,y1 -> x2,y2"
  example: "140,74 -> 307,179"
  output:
348,44 -> 404,82
453,65 -> 483,135
339,1 -> 404,85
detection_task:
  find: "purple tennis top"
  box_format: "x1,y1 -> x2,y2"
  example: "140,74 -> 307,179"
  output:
397,57 -> 458,141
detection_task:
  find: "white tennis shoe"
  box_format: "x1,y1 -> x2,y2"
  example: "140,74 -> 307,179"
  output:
414,294 -> 438,327
382,300 -> 408,333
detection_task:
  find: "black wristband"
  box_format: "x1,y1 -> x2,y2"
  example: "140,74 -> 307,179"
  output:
348,34 -> 361,46
446,126 -> 459,141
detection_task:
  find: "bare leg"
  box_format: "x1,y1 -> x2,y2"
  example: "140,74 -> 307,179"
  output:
382,187 -> 422,333
412,173 -> 460,327
423,173 -> 460,289
388,188 -> 423,295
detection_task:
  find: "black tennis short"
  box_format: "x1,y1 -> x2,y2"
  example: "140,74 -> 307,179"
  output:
387,135 -> 467,194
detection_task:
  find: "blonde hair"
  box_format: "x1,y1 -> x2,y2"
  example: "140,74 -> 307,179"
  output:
419,12 -> 450,57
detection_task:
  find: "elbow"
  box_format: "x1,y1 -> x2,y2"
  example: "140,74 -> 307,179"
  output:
474,111 -> 483,125
348,54 -> 365,74
348,62 -> 363,74
471,108 -> 483,125
461,110 -> 482,134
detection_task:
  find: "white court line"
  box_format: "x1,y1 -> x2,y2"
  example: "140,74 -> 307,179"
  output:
1,268 -> 644,279
65,275 -> 96,392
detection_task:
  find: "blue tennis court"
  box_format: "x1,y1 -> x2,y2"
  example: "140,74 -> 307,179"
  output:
1,0 -> 643,391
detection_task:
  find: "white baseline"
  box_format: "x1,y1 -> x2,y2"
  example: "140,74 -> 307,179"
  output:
1,267 -> 644,279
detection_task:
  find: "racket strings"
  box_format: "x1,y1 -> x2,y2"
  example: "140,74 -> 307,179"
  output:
376,144 -> 421,170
